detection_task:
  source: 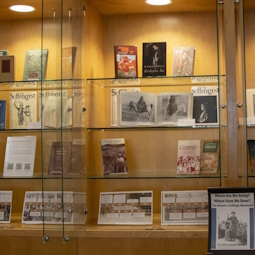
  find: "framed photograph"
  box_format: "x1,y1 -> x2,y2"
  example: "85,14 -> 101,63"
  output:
98,191 -> 153,225
161,190 -> 208,225
208,187 -> 255,254
192,86 -> 219,125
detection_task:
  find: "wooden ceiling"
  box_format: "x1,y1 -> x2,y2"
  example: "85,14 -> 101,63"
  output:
0,0 -> 255,20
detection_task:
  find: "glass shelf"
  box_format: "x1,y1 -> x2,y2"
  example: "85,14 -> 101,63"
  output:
88,172 -> 221,180
0,173 -> 86,180
87,75 -> 226,88
0,79 -> 84,91
0,127 -> 84,133
87,125 -> 219,131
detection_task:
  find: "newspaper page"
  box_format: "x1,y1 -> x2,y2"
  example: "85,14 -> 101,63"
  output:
9,91 -> 37,129
210,192 -> 254,250
3,136 -> 37,177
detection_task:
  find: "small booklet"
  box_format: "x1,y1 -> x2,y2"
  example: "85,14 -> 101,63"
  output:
98,191 -> 153,225
0,191 -> 13,224
0,100 -> 6,130
114,45 -> 138,78
172,47 -> 195,76
177,140 -> 200,174
3,136 -> 37,177
161,190 -> 208,225
0,55 -> 14,82
143,42 -> 166,77
23,49 -> 48,81
118,91 -> 193,126
101,138 -> 128,175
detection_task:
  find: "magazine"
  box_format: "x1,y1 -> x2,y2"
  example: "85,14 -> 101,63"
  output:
119,91 -> 193,126
23,49 -> 48,81
0,191 -> 13,224
114,45 -> 137,78
172,47 -> 195,76
177,140 -> 200,174
143,42 -> 166,77
9,91 -> 37,129
101,138 -> 128,175
191,86 -> 219,125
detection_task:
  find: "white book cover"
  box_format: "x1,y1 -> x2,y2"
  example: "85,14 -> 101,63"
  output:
111,87 -> 140,126
22,191 -> 74,224
101,138 -> 128,175
9,91 -> 37,129
191,86 -> 219,125
3,136 -> 37,177
177,140 -> 200,174
73,89 -> 85,127
0,191 -> 13,224
119,92 -> 193,127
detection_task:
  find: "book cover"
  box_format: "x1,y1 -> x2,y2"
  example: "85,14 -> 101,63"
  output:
48,142 -> 72,175
62,47 -> 77,79
143,42 -> 166,77
248,140 -> 255,173
0,55 -> 14,82
191,86 -> 219,125
0,100 -> 6,130
9,91 -> 37,129
172,47 -> 195,76
119,91 -> 193,127
0,50 -> 8,56
23,49 -> 48,81
114,45 -> 137,78
177,140 -> 200,174
73,89 -> 85,128
200,140 -> 219,174
101,138 -> 128,175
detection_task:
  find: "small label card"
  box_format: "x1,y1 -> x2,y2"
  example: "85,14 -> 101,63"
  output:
44,210 -> 54,217
178,119 -> 195,127
133,209 -> 145,218
189,197 -> 203,206
126,199 -> 139,206
107,210 -> 119,218
101,195 -> 113,205
196,209 -> 208,218
114,194 -> 126,206
176,197 -> 189,206
120,209 -> 132,218
111,78 -> 140,86
183,209 -> 196,219
140,196 -> 152,206
163,197 -> 175,206
169,210 -> 182,220
30,209 -> 42,217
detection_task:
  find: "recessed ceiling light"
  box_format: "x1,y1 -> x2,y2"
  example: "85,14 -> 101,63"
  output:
145,0 -> 172,5
9,5 -> 35,13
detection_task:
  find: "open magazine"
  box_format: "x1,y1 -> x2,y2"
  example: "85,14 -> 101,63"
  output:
118,92 -> 193,126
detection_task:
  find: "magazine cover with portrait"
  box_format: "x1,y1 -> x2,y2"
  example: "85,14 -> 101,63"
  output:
101,138 -> 128,175
114,45 -> 137,78
143,42 -> 166,77
191,86 -> 219,125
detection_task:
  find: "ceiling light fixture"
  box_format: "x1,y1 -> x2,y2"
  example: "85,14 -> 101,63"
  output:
9,5 -> 35,13
145,0 -> 172,5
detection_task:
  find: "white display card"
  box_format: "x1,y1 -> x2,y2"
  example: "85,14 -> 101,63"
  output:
98,191 -> 153,225
161,190 -> 208,225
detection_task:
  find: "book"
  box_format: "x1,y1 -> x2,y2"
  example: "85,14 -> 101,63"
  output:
177,140 -> 200,174
248,140 -> 255,173
111,87 -> 140,126
191,86 -> 219,125
143,42 -> 166,77
0,55 -> 14,82
9,91 -> 37,129
70,139 -> 85,174
101,138 -> 128,175
118,91 -> 193,126
0,50 -> 8,56
0,191 -> 13,224
114,45 -> 137,78
172,47 -> 195,76
200,140 -> 219,174
3,136 -> 37,177
38,90 -> 68,128
23,49 -> 48,81
48,142 -> 72,175
0,100 -> 6,130
41,95 -> 72,128
62,47 -> 77,79
73,89 -> 85,128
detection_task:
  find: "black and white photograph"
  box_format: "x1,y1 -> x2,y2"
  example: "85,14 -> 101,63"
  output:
216,207 -> 250,250
120,92 -> 155,126
101,138 -> 128,175
156,92 -> 193,125
0,191 -> 13,224
143,42 -> 166,77
172,47 -> 195,76
192,86 -> 219,125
